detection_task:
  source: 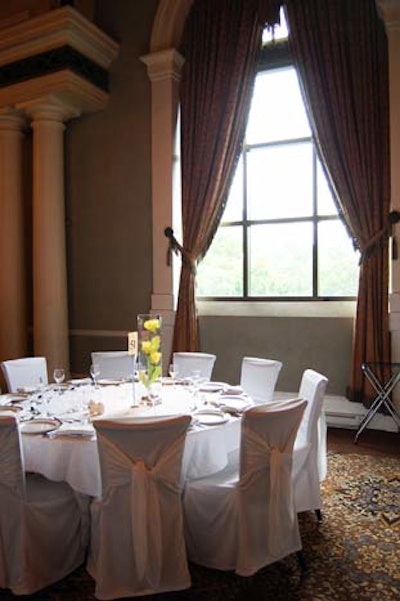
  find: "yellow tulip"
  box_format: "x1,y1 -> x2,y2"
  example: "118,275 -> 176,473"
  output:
150,335 -> 160,351
144,319 -> 160,333
141,340 -> 152,354
150,351 -> 161,365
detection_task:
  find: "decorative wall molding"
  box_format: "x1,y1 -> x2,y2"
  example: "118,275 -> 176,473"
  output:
0,5 -> 119,374
0,45 -> 108,91
141,48 -> 185,83
150,0 -> 193,52
0,6 -> 118,69
70,329 -> 130,338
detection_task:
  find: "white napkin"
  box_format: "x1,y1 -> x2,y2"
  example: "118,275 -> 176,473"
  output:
50,422 -> 95,438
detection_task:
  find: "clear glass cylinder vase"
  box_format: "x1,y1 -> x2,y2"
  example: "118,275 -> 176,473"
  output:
137,314 -> 162,398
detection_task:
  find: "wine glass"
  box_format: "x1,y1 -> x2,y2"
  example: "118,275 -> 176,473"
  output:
187,370 -> 201,410
169,363 -> 179,388
90,364 -> 100,388
53,367 -> 65,392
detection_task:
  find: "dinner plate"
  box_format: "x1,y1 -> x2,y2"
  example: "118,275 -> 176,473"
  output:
0,393 -> 28,404
0,405 -> 24,414
193,410 -> 229,425
219,396 -> 251,412
199,382 -> 227,393
69,378 -> 91,386
20,418 -> 61,435
220,386 -> 244,396
16,386 -> 39,394
98,378 -> 123,386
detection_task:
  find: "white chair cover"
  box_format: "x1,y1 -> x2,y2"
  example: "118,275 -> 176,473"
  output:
183,398 -> 307,576
87,414 -> 192,600
1,356 -> 48,393
240,356 -> 282,403
173,352 -> 216,380
292,369 -> 328,514
0,415 -> 89,595
91,351 -> 135,380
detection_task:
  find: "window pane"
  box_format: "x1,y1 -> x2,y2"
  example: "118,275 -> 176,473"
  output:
247,143 -> 313,219
318,220 -> 359,296
248,223 -> 313,296
197,226 -> 243,296
246,68 -> 311,145
317,160 -> 338,216
262,8 -> 288,43
221,156 -> 243,223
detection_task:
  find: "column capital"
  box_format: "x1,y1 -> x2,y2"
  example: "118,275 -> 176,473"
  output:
0,107 -> 26,131
377,0 -> 400,31
141,49 -> 185,83
17,95 -> 80,123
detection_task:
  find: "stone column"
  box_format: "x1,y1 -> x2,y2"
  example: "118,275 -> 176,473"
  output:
141,49 -> 185,368
20,99 -> 79,378
0,108 -> 27,363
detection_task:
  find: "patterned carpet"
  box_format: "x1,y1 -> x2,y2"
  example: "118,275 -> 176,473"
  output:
1,452 -> 399,601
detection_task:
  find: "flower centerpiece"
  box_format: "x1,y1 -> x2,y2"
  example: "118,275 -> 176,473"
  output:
137,314 -> 162,400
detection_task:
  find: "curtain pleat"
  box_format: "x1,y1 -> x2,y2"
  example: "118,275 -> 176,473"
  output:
285,0 -> 390,405
173,0 -> 281,352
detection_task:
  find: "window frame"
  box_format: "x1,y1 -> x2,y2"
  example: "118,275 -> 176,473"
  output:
197,39 -> 359,303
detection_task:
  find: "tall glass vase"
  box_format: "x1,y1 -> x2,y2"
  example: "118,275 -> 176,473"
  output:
137,313 -> 162,404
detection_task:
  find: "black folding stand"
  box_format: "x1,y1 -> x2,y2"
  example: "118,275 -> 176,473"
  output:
354,362 -> 400,443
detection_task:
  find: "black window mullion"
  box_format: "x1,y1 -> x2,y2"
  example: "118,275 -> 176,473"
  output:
312,148 -> 318,297
243,147 -> 249,297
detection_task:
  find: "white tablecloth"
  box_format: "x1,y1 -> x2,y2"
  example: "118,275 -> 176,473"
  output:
21,382 -> 242,497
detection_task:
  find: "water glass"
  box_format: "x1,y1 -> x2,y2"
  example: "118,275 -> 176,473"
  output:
53,367 -> 65,392
90,364 -> 100,388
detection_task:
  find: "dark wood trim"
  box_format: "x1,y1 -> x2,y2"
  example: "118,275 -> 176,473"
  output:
0,45 -> 109,91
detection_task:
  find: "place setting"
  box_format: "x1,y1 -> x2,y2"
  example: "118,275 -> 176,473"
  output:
196,383 -> 253,416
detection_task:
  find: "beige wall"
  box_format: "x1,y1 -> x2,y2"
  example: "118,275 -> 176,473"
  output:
66,0 -> 158,374
199,316 -> 353,396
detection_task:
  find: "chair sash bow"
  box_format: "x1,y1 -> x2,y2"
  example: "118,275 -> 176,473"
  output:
98,433 -> 184,584
239,427 -> 293,556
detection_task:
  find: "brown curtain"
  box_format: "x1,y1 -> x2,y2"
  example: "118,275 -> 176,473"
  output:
172,0 -> 281,351
285,0 -> 391,405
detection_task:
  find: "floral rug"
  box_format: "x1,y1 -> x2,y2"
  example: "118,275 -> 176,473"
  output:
0,452 -> 399,601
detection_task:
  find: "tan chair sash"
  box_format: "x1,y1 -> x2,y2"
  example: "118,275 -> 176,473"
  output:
97,432 -> 185,584
0,417 -> 24,498
239,426 -> 293,557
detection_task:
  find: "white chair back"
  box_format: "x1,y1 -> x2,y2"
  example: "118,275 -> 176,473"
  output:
91,351 -> 135,380
292,369 -> 328,514
88,414 -> 192,599
0,415 -> 89,595
183,398 -> 307,576
297,369 -> 328,449
236,399 -> 307,574
240,356 -> 282,402
1,357 -> 48,393
173,352 -> 216,380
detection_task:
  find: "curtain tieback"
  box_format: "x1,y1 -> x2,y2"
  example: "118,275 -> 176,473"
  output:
359,211 -> 400,264
164,227 -> 197,274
